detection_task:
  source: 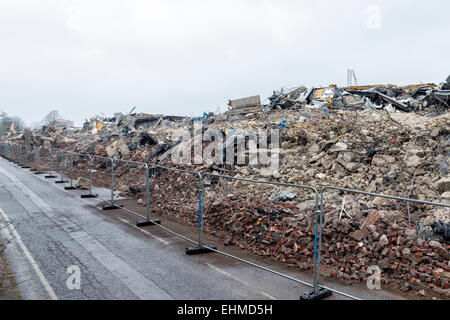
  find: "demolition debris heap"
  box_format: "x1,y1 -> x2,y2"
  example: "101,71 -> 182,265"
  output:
2,79 -> 450,298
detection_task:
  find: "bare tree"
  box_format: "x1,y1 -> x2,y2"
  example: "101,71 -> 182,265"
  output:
0,112 -> 9,135
29,121 -> 42,130
0,112 -> 26,135
41,110 -> 62,127
11,116 -> 25,132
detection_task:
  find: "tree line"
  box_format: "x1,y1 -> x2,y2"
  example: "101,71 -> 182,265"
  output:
0,110 -> 63,136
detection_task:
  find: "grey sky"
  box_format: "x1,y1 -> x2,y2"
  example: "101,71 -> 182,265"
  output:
0,0 -> 449,126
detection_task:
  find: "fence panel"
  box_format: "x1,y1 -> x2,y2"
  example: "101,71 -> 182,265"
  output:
202,172 -> 324,297
70,152 -> 95,196
316,186 -> 450,300
147,164 -> 205,247
0,143 -> 10,159
100,158 -> 151,221
0,143 -> 9,159
20,145 -> 32,168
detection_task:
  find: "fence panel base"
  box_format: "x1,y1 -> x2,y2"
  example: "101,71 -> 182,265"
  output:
136,219 -> 161,227
186,245 -> 218,255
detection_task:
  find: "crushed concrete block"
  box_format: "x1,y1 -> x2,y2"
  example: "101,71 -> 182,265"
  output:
437,176 -> 450,194
75,177 -> 89,189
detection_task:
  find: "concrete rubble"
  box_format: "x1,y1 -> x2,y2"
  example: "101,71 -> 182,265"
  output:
2,78 -> 449,299
264,82 -> 449,113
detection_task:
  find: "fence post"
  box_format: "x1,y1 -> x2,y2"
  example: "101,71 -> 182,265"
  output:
186,173 -> 217,255
146,164 -> 150,220
312,208 -> 320,291
301,188 -> 331,300
136,164 -> 161,227
33,147 -> 38,171
34,147 -> 44,174
55,151 -> 66,183
81,154 -> 97,198
45,149 -> 57,178
103,158 -> 121,210
19,145 -> 24,166
21,145 -> 26,166
64,153 -> 76,190
109,158 -> 114,204
20,146 -> 31,168
30,147 -> 38,171
21,145 -> 25,165
16,145 -> 20,164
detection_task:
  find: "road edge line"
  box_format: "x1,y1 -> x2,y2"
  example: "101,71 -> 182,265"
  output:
0,207 -> 58,300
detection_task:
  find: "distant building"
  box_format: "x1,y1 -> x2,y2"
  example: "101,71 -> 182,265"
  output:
54,120 -> 75,128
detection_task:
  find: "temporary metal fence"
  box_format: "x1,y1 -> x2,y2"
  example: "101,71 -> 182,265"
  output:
0,143 -> 8,159
66,152 -> 96,198
20,145 -> 32,168
0,143 -> 9,159
19,145 -> 28,167
31,147 -> 42,173
16,144 -> 23,165
316,186 -> 450,300
2,144 -> 324,298
12,144 -> 23,166
40,148 -> 58,178
148,164 -> 207,251
201,172 -> 330,299
92,156 -> 155,223
9,143 -> 18,163
2,142 -> 450,300
2,144 -> 14,161
61,151 -> 78,190
8,144 -> 22,165
54,149 -> 67,184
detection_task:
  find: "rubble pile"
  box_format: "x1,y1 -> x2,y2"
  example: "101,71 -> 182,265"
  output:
1,78 -> 449,298
258,110 -> 449,200
266,82 -> 450,112
201,192 -> 450,297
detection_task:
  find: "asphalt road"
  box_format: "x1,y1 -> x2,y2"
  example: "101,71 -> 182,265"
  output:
0,156 -> 320,300
0,156 -> 406,300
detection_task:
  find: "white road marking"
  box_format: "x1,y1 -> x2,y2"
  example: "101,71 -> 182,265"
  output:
0,183 -> 15,187
0,207 -> 58,300
31,170 -> 169,246
0,227 -> 47,299
1,160 -> 278,300
261,292 -> 277,300
205,263 -> 276,300
0,165 -> 173,300
116,217 -> 170,245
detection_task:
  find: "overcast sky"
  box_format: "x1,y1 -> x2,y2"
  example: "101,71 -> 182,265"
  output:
0,0 -> 449,126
